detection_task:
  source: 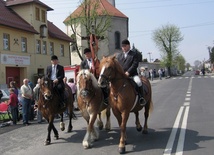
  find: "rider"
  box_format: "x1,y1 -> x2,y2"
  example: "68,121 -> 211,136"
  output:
116,39 -> 146,106
46,55 -> 65,109
80,48 -> 109,105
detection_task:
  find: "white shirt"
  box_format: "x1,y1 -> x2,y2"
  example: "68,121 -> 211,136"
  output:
87,58 -> 92,69
123,50 -> 130,58
51,64 -> 57,80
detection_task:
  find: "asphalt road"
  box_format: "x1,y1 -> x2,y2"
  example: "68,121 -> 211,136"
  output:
1,72 -> 214,155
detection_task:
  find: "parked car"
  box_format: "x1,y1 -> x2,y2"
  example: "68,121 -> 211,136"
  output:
195,70 -> 200,75
0,89 -> 10,102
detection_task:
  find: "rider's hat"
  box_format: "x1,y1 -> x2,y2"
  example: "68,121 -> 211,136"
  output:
51,55 -> 58,60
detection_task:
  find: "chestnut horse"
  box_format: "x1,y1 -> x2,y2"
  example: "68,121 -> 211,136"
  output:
38,77 -> 75,145
98,56 -> 153,154
76,69 -> 111,149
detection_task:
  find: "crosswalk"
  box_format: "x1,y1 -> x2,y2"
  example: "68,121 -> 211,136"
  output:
172,76 -> 214,80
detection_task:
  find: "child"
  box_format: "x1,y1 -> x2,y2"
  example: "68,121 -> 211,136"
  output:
7,88 -> 19,125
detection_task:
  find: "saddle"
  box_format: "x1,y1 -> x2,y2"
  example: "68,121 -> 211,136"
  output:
129,78 -> 148,95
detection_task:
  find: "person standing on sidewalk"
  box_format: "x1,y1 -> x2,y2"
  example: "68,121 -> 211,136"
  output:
7,88 -> 19,125
20,78 -> 33,126
158,68 -> 162,80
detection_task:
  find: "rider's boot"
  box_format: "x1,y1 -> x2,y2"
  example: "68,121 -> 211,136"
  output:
138,86 -> 146,106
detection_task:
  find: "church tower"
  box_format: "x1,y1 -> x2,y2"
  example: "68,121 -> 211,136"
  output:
107,0 -> 115,7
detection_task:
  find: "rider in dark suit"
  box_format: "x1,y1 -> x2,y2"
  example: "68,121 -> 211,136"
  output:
46,55 -> 65,108
116,39 -> 146,106
80,48 -> 109,105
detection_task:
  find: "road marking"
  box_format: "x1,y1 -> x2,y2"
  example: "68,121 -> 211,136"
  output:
175,106 -> 190,155
163,106 -> 184,155
163,78 -> 192,155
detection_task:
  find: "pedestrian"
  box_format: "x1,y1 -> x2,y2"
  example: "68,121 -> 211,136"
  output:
7,88 -> 19,125
46,55 -> 65,109
67,78 -> 79,111
116,39 -> 146,106
149,69 -> 153,81
158,68 -> 162,80
20,78 -> 33,126
33,78 -> 43,123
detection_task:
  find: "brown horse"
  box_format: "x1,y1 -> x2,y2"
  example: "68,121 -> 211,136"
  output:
76,69 -> 111,149
98,56 -> 153,154
38,77 -> 75,145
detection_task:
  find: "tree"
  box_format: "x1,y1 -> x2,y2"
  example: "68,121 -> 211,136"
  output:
152,24 -> 183,76
64,0 -> 112,61
174,54 -> 186,73
186,63 -> 191,71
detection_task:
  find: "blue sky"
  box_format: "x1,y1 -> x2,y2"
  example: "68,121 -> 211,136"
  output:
42,0 -> 214,65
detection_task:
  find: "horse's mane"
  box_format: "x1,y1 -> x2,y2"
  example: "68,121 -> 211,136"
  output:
100,56 -> 128,79
77,69 -> 99,90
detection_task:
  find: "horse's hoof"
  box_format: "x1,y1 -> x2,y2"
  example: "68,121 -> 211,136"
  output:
137,126 -> 142,132
44,140 -> 50,145
67,128 -> 72,132
118,147 -> 126,154
54,135 -> 59,140
142,130 -> 148,134
98,125 -> 103,130
83,141 -> 92,149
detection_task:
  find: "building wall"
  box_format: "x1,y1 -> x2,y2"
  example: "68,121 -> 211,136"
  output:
0,26 -> 70,87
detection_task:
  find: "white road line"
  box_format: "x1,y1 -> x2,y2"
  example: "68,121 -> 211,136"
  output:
163,106 -> 184,155
175,106 -> 190,155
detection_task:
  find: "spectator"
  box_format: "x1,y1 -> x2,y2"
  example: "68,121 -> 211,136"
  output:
20,78 -> 33,126
67,78 -> 79,111
33,78 -> 43,123
7,88 -> 19,125
149,69 -> 153,81
158,69 -> 162,80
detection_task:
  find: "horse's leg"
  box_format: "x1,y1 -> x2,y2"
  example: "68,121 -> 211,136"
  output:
134,111 -> 142,132
52,122 -> 59,140
82,112 -> 92,149
96,112 -> 104,130
105,107 -> 111,131
44,116 -> 54,145
142,102 -> 150,134
67,110 -> 73,133
83,113 -> 98,149
59,113 -> 65,131
118,112 -> 130,154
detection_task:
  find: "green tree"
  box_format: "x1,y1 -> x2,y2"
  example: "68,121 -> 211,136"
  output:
174,54 -> 186,73
64,0 -> 112,61
152,24 -> 183,76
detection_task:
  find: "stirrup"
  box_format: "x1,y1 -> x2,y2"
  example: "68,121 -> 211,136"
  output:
139,97 -> 146,106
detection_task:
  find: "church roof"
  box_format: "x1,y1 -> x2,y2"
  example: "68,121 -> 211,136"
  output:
64,0 -> 127,23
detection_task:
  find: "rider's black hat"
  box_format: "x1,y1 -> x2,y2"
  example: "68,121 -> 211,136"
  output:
51,55 -> 58,60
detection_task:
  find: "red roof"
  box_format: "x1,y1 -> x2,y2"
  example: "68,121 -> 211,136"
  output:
6,0 -> 53,11
0,0 -> 73,42
48,21 -> 73,42
0,0 -> 38,34
64,0 -> 127,23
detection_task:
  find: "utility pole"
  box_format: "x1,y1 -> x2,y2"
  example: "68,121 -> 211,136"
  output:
147,52 -> 152,62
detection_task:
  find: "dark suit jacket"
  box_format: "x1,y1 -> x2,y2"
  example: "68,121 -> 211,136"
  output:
80,59 -> 90,70
46,64 -> 65,84
116,50 -> 139,77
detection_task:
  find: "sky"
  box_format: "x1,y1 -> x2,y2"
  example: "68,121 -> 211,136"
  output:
41,0 -> 214,66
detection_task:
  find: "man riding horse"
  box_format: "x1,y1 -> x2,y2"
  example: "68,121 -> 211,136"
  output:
46,55 -> 65,109
80,34 -> 109,104
116,39 -> 146,106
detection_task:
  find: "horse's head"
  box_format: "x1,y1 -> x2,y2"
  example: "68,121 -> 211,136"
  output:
77,69 -> 98,99
40,77 -> 53,100
98,56 -> 124,87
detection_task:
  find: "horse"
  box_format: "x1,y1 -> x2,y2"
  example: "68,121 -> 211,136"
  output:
76,69 -> 111,149
38,76 -> 75,145
97,56 -> 153,154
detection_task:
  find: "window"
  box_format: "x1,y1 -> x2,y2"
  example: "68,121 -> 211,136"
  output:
3,33 -> 10,50
42,41 -> 47,54
35,7 -> 40,21
41,10 -> 46,22
50,42 -> 54,55
60,44 -> 64,56
21,37 -> 27,52
115,31 -> 121,49
36,40 -> 41,54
